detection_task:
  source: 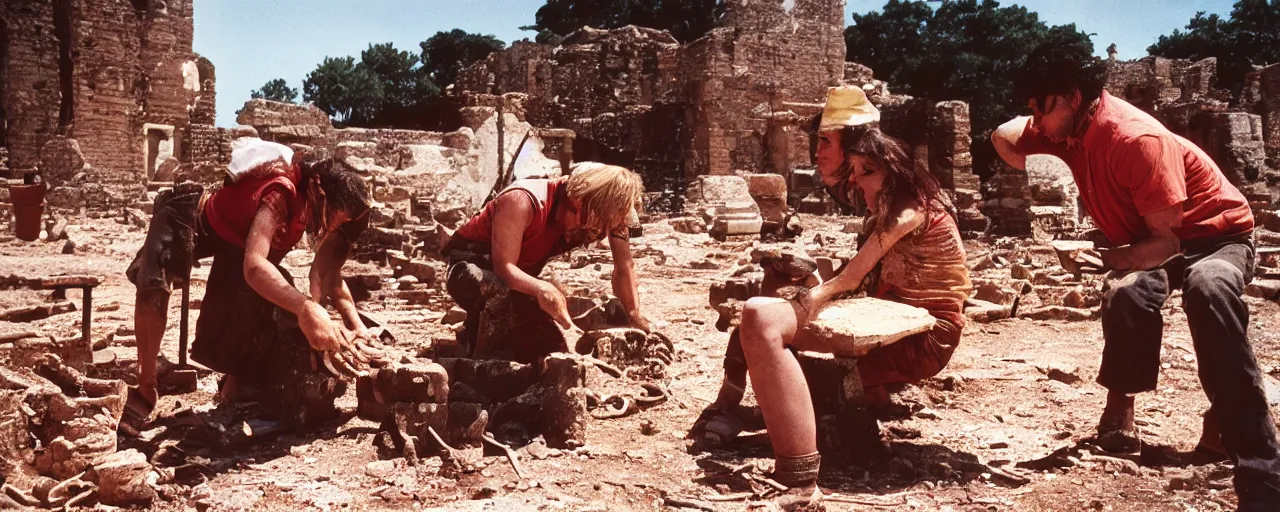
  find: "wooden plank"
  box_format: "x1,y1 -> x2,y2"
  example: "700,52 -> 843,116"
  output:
0,274 -> 101,290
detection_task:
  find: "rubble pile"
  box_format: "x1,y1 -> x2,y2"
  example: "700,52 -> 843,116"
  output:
0,355 -> 163,508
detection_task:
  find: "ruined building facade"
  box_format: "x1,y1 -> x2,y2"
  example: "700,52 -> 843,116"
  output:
1,0 -> 216,205
457,0 -> 847,195
456,0 -> 988,233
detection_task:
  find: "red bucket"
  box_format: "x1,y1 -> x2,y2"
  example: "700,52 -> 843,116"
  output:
9,182 -> 47,242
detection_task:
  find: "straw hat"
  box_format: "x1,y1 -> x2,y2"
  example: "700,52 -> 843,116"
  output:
819,85 -> 880,132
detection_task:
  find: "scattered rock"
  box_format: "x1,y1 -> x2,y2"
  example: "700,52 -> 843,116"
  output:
1039,363 -> 1082,385
1010,264 -> 1032,280
88,449 -> 157,506
442,306 -> 467,325
365,460 -> 396,479
397,275 -> 419,290
669,217 -> 706,234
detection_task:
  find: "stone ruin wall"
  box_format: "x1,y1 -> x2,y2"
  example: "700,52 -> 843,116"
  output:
684,0 -> 847,179
2,0 -> 216,209
230,97 -> 564,240
1106,56 -> 1280,204
458,25 -> 689,203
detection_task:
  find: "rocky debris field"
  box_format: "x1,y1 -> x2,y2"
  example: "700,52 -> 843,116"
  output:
3,213 -> 1280,511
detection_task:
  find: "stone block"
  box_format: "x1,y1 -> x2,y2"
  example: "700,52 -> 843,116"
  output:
88,449 -> 157,506
691,176 -> 759,214
745,173 -> 788,224
709,276 -> 762,308
437,358 -> 538,404
236,99 -> 332,128
802,298 -> 937,356
362,363 -> 450,410
335,141 -> 389,175
709,212 -> 763,239
669,217 -> 706,234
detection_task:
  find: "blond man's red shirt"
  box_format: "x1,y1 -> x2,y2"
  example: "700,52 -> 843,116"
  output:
1014,91 -> 1253,246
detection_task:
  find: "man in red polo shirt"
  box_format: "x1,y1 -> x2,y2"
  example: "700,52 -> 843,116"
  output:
993,41 -> 1280,510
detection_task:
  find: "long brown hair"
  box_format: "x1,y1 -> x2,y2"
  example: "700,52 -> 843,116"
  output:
838,124 -> 950,231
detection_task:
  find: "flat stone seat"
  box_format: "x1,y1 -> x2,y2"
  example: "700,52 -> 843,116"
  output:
803,297 -> 936,357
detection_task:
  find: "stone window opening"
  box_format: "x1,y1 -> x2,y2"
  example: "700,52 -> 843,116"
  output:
143,124 -> 175,182
54,0 -> 74,131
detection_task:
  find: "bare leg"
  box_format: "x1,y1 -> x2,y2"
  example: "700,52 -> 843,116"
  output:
738,297 -> 815,457
134,288 -> 170,407
1096,390 -> 1139,452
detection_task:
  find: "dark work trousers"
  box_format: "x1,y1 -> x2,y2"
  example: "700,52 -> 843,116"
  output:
1098,234 -> 1280,508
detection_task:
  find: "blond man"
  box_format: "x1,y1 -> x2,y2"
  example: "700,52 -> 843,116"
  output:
442,163 -> 649,363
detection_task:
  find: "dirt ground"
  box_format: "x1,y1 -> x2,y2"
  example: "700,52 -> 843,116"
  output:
3,213 -> 1279,511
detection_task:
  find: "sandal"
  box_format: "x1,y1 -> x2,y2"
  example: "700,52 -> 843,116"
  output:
688,406 -> 748,448
774,485 -> 825,511
1094,425 -> 1141,454
123,387 -> 156,422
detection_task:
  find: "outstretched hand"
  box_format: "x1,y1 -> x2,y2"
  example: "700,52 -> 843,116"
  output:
299,301 -> 347,354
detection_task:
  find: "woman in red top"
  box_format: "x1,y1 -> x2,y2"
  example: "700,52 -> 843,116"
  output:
443,163 -> 649,363
723,86 -> 971,501
126,145 -> 372,419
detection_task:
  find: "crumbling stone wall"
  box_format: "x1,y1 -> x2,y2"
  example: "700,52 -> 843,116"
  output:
1107,55 -> 1277,205
1263,63 -> 1280,165
457,0 -> 848,207
458,27 -> 688,195
1026,155 -> 1079,240
684,0 -> 846,179
182,56 -> 219,173
982,161 -> 1033,237
2,0 -> 213,190
2,0 -> 63,175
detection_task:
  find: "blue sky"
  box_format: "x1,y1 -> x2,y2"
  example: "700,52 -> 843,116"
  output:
194,0 -> 1237,127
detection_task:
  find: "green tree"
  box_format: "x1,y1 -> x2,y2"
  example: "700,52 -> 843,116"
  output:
845,0 -> 1092,176
250,78 -> 299,103
302,56 -> 385,125
1148,0 -> 1280,98
359,43 -> 439,126
419,29 -> 507,88
525,0 -> 723,43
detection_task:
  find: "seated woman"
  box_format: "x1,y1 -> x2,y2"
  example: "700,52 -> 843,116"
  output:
731,86 -> 973,493
442,163 -> 650,364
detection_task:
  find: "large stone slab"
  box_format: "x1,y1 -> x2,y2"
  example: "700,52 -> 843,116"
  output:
802,298 -> 936,356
